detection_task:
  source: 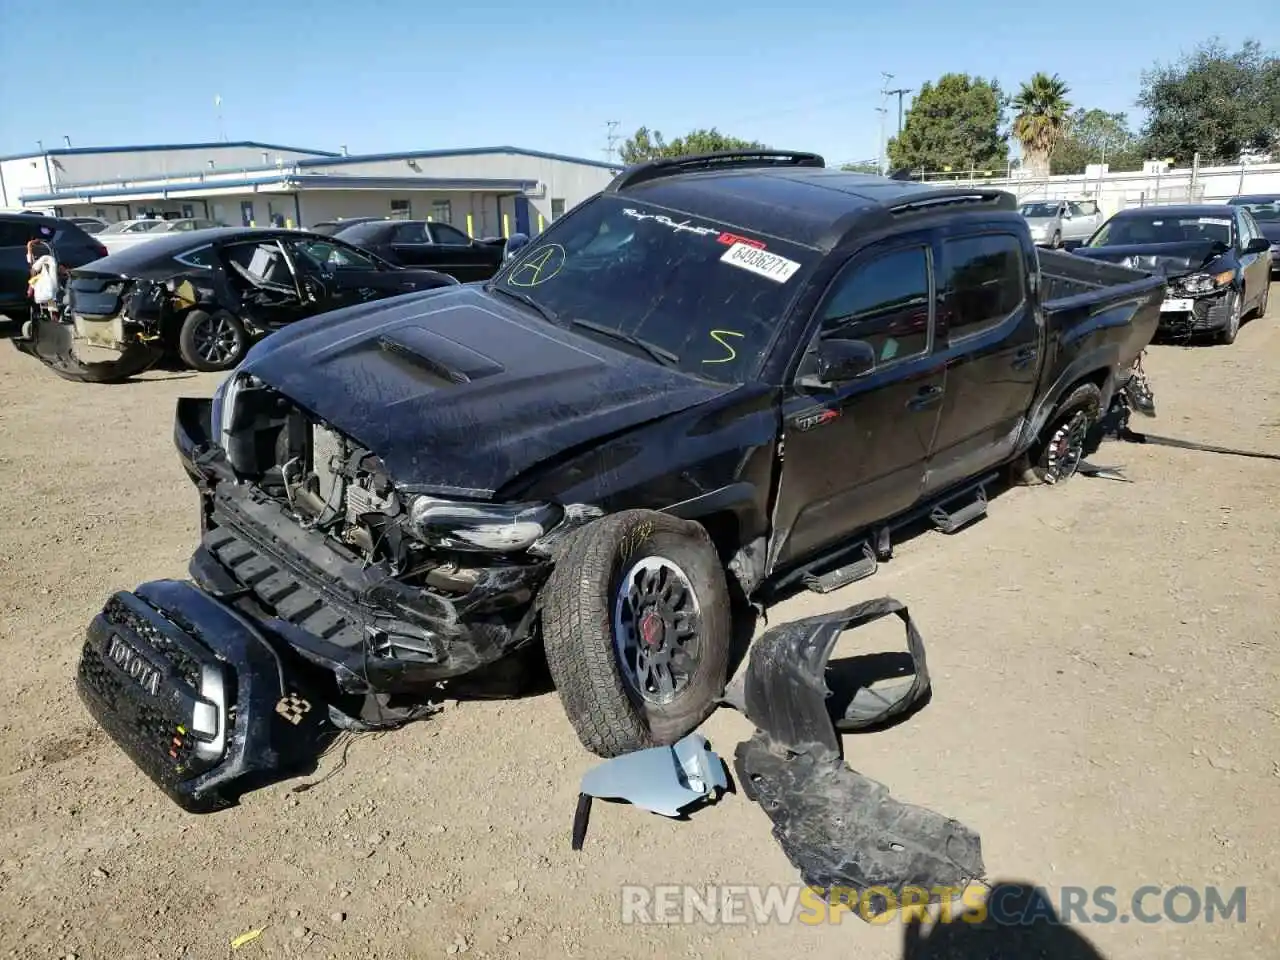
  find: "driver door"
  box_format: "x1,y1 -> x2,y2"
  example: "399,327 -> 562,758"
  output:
282,237 -> 412,314
768,235 -> 944,573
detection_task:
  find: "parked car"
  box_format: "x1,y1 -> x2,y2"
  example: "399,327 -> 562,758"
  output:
0,212 -> 109,324
1018,199 -> 1102,248
13,227 -> 457,382
67,216 -> 109,235
1226,195 -> 1280,275
97,217 -> 223,254
334,219 -> 508,282
1073,203 -> 1272,344
309,217 -> 384,236
74,150 -> 1166,810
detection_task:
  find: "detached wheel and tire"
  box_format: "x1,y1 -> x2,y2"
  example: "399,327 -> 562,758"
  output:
178,310 -> 248,372
1027,382 -> 1102,484
542,509 -> 732,758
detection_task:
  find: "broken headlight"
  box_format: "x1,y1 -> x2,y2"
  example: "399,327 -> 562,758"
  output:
406,496 -> 564,553
1176,269 -> 1234,295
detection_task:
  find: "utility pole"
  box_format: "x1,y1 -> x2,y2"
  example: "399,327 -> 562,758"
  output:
887,87 -> 911,137
604,120 -> 621,165
878,73 -> 894,174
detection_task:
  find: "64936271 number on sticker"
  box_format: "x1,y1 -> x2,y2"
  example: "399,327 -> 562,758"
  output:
720,242 -> 801,284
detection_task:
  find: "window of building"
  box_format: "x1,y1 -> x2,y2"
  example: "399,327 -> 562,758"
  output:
551,198 -> 566,220
817,245 -> 932,365
430,200 -> 452,224
390,199 -> 411,220
939,234 -> 1026,340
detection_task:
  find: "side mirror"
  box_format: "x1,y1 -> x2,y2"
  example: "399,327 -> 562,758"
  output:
814,338 -> 877,383
504,233 -> 531,261
1244,237 -> 1271,255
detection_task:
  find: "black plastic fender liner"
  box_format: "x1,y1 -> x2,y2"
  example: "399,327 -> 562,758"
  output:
721,598 -> 932,752
725,598 -> 984,919
76,579 -> 330,813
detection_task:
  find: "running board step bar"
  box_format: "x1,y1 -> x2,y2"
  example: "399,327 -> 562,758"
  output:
801,541 -> 878,594
929,484 -> 989,534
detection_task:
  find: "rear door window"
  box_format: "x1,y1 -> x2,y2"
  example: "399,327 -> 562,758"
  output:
938,233 -> 1026,340
430,223 -> 471,245
0,221 -> 32,248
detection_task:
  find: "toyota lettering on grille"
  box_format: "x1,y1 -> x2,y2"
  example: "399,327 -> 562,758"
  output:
107,633 -> 162,697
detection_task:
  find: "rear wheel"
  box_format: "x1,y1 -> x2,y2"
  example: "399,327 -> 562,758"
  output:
1030,382 -> 1103,484
178,309 -> 248,372
541,509 -> 732,757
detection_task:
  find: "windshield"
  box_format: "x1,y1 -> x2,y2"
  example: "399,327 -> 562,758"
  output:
1228,198 -> 1279,222
489,196 -> 817,383
1086,213 -> 1234,248
333,220 -> 386,242
1020,202 -> 1060,218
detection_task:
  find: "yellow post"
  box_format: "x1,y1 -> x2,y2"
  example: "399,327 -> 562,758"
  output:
537,214 -> 544,234
502,213 -> 510,239
466,213 -> 474,237
426,214 -> 432,222
249,219 -> 256,227
285,217 -> 294,228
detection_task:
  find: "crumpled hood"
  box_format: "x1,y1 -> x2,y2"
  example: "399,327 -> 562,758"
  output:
1073,240 -> 1227,277
239,286 -> 734,498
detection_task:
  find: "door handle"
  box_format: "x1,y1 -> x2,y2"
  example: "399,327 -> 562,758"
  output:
907,384 -> 944,411
1012,345 -> 1038,369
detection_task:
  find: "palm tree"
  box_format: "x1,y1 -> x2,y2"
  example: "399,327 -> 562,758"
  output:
1012,73 -> 1072,177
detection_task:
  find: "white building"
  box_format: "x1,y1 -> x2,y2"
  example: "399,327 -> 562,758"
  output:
0,140 -> 622,238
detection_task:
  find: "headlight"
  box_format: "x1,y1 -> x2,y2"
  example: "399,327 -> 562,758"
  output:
1178,269 -> 1234,295
407,496 -> 564,552
210,370 -> 247,451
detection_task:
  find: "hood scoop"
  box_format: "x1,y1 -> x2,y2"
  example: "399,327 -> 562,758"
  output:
374,323 -> 505,386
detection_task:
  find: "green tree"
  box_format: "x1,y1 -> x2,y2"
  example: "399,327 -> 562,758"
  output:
1138,38 -> 1280,164
1011,72 -> 1072,176
887,74 -> 1009,174
1050,109 -> 1146,175
619,126 -> 768,164
839,160 -> 881,174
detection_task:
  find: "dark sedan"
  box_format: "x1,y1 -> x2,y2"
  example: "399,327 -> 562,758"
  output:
334,219 -> 507,282
1227,195 -> 1280,275
1073,204 -> 1271,345
13,227 -> 457,382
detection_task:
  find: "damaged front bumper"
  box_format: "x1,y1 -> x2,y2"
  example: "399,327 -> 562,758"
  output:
1156,285 -> 1234,336
75,580 -> 329,812
176,397 -> 551,692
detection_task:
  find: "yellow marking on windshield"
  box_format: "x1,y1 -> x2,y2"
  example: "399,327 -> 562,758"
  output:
507,243 -> 565,287
704,329 -> 744,364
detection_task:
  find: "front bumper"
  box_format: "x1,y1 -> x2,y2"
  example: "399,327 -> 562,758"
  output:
175,398 -> 551,692
1155,286 -> 1234,336
75,580 -> 328,812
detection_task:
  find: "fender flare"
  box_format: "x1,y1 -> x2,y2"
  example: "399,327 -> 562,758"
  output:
1019,345 -> 1120,448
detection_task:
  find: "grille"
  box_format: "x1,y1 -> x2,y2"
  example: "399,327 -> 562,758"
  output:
102,596 -> 203,688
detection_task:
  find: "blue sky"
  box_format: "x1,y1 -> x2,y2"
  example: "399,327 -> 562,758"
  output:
0,0 -> 1273,165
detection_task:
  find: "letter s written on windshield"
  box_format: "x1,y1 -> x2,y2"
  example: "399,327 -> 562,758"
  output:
704,329 -> 744,364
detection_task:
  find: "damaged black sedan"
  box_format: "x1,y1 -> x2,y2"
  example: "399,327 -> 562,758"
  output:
77,151 -> 1165,812
13,227 -> 457,382
1074,203 -> 1272,345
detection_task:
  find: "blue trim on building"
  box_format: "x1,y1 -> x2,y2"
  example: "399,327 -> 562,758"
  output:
0,140 -> 340,163
297,145 -> 621,171
21,174 -> 538,203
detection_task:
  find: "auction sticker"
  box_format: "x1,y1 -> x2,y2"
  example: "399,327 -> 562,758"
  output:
720,242 -> 801,283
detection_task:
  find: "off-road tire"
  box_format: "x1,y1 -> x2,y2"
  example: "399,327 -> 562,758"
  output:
178,309 -> 248,372
542,509 -> 732,758
1029,382 -> 1103,484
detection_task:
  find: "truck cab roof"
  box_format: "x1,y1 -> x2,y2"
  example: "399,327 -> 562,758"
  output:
607,152 -> 1017,251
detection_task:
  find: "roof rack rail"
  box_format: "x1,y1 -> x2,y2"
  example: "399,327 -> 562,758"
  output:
606,150 -> 826,192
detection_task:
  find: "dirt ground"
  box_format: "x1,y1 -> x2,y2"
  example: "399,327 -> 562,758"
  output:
0,294 -> 1277,960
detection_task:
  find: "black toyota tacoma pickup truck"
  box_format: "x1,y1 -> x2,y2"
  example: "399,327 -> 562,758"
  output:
77,152 -> 1165,810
